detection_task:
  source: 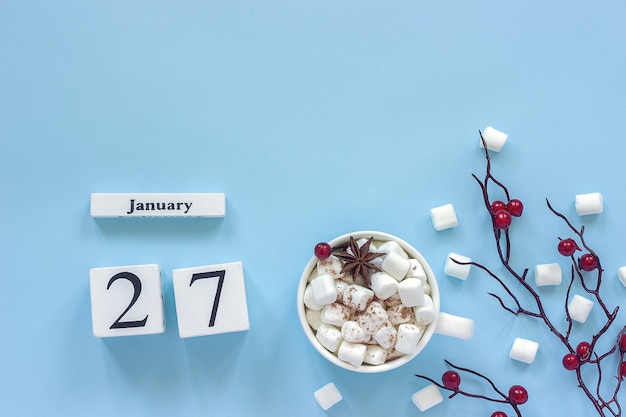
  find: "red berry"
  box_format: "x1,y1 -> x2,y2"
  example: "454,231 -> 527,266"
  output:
576,342 -> 592,362
494,209 -> 512,229
491,200 -> 507,214
491,412 -> 508,417
442,370 -> 461,389
314,242 -> 332,260
619,334 -> 626,352
562,353 -> 580,370
558,238 -> 579,257
507,199 -> 524,217
578,253 -> 598,271
508,385 -> 528,405
621,362 -> 626,379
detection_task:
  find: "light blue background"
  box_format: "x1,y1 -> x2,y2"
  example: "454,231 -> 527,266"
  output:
2,1 -> 626,416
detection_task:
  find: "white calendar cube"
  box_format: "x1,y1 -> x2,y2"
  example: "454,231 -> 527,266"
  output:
89,264 -> 166,338
173,261 -> 250,338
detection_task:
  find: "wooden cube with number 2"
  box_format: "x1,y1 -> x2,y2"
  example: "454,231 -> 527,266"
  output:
89,264 -> 166,338
173,261 -> 250,338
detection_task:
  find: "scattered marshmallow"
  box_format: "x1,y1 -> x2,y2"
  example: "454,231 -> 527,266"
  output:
397,278 -> 425,307
341,320 -> 371,343
444,252 -> 472,280
303,284 -> 322,310
310,274 -> 337,305
372,320 -> 398,349
316,323 -> 343,353
314,382 -> 343,411
364,345 -> 388,365
430,203 -> 458,231
618,266 -> 626,287
509,337 -> 539,364
306,308 -> 322,330
413,295 -> 436,326
320,303 -> 352,327
412,384 -> 443,412
434,312 -> 474,340
395,323 -> 422,355
479,126 -> 508,152
569,294 -> 594,323
381,251 -> 411,281
357,302 -> 388,334
575,192 -> 603,216
534,263 -> 562,287
337,340 -> 367,367
370,272 -> 399,300
343,284 -> 374,311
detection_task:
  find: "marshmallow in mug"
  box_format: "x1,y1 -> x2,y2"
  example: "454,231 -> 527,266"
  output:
307,238 -> 434,367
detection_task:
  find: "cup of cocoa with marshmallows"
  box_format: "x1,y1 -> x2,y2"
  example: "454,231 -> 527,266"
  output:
297,231 -> 440,373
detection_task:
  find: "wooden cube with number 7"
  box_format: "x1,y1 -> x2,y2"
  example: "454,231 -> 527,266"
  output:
173,261 -> 250,338
89,264 -> 166,338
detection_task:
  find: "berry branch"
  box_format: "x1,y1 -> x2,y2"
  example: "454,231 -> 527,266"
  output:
415,360 -> 526,417
415,132 -> 626,416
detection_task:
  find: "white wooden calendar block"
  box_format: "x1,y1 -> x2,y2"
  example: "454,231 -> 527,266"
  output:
90,193 -> 226,218
172,261 -> 250,338
89,264 -> 166,338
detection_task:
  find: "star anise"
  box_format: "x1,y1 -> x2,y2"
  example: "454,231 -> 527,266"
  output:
335,236 -> 384,282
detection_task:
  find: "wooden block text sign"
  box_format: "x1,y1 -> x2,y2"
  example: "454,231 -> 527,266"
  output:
89,264 -> 166,338
172,262 -> 250,338
90,193 -> 226,218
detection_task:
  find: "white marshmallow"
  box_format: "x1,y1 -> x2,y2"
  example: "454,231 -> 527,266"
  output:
370,272 -> 399,300
575,192 -> 603,216
364,345 -> 388,365
316,323 -> 343,352
337,340 -> 367,367
381,251 -> 411,281
395,323 -> 422,354
342,284 -> 374,311
406,258 -> 427,282
423,282 -> 431,296
397,278 -> 425,307
372,320 -> 398,349
479,126 -> 508,152
334,280 -> 348,302
341,320 -> 370,343
444,252 -> 472,280
413,295 -> 436,325
321,303 -> 352,327
377,240 -> 408,259
534,263 -> 562,286
412,384 -> 443,412
314,382 -> 343,411
304,284 -> 322,310
430,203 -> 458,231
387,304 -> 414,325
386,348 -> 405,361
434,312 -> 474,340
618,266 -> 626,287
509,337 -> 539,364
317,255 -> 345,279
384,292 -> 402,307
306,308 -> 322,330
355,237 -> 378,252
310,274 -> 338,305
569,294 -> 594,323
357,302 -> 388,334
